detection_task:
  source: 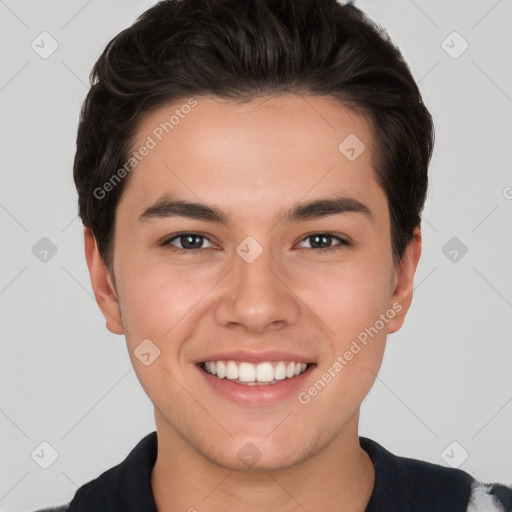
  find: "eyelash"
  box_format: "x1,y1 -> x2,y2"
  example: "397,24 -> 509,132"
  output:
161,232 -> 350,255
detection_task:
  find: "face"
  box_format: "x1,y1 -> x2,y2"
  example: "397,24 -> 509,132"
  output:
85,94 -> 420,471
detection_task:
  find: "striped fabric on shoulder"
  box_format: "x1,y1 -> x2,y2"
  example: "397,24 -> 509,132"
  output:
467,481 -> 512,512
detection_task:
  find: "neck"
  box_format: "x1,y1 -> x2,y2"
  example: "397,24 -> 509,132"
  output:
151,412 -> 375,512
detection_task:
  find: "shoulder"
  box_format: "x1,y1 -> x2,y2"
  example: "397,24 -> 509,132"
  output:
360,436 -> 512,511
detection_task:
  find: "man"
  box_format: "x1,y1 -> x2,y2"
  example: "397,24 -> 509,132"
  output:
35,0 -> 511,510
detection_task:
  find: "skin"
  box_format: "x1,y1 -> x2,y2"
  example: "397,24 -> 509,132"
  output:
84,93 -> 421,511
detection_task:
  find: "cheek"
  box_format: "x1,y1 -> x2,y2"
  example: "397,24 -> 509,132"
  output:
121,271 -> 200,337
295,256 -> 394,339
116,266 -> 202,405
296,263 -> 392,420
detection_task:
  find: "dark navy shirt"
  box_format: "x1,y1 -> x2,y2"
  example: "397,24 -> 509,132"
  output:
35,431 -> 512,512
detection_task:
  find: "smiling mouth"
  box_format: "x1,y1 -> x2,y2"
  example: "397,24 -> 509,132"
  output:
200,360 -> 312,386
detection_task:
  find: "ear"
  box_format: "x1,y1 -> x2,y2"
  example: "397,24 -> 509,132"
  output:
387,226 -> 422,334
83,227 -> 125,335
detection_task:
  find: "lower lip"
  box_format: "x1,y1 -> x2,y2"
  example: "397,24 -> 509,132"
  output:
197,364 -> 315,406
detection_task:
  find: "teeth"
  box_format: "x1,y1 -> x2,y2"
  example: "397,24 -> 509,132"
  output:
274,362 -> 287,380
256,362 -> 274,383
202,360 -> 309,384
239,362 -> 256,382
226,361 -> 238,380
216,361 -> 226,379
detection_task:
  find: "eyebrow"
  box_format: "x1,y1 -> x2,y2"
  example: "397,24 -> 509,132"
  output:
138,194 -> 373,225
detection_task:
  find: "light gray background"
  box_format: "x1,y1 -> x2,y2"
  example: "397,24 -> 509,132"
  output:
1,0 -> 511,510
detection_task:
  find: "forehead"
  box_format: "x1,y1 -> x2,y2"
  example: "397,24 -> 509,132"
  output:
120,93 -> 385,220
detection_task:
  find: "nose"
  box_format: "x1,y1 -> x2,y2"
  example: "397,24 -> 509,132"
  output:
214,242 -> 301,333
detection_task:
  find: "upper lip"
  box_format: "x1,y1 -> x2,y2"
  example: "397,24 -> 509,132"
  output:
196,350 -> 315,365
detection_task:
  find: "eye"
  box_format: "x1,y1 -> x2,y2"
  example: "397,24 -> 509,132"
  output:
162,233 -> 216,254
297,233 -> 350,253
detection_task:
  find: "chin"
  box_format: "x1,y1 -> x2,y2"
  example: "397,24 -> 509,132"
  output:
200,432 -> 323,473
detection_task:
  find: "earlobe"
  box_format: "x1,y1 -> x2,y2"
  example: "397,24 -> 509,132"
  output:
83,228 -> 125,335
387,227 -> 422,334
